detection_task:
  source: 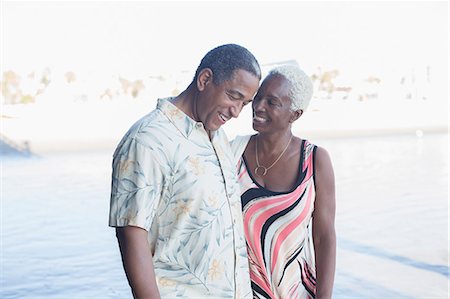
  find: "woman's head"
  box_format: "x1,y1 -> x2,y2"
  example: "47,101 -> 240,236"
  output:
267,64 -> 313,112
252,64 -> 313,133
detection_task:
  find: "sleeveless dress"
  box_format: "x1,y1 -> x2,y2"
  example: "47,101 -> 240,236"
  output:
237,139 -> 317,299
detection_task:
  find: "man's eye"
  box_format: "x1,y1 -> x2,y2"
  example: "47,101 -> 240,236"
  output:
227,93 -> 239,101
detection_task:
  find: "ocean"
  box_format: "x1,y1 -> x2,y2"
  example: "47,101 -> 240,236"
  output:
1,132 -> 448,299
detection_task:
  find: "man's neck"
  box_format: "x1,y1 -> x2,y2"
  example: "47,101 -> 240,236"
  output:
171,85 -> 198,122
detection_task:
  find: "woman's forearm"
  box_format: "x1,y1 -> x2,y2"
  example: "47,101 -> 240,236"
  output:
314,230 -> 336,299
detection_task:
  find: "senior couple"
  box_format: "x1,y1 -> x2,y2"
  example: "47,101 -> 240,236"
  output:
109,44 -> 336,299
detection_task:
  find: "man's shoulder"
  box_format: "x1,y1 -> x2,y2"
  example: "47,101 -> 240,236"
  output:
126,108 -> 173,138
113,107 -> 176,154
229,134 -> 251,158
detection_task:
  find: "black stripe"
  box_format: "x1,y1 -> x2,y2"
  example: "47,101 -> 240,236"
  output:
241,187 -> 272,208
251,281 -> 272,299
260,188 -> 307,268
311,144 -> 318,192
299,260 -> 316,298
278,243 -> 304,286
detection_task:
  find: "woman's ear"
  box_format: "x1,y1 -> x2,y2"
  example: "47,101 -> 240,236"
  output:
197,68 -> 213,91
290,110 -> 303,123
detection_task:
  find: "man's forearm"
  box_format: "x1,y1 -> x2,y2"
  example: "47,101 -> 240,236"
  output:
116,227 -> 161,299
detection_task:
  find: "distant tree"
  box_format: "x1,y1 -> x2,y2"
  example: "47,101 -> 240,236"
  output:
40,68 -> 51,87
1,70 -> 21,104
65,71 -> 76,83
119,77 -> 145,98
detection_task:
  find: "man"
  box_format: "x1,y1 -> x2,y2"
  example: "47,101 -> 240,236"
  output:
109,44 -> 261,298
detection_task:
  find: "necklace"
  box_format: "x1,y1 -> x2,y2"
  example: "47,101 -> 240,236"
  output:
255,134 -> 293,176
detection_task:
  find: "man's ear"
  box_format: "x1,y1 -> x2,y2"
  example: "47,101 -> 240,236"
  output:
197,68 -> 213,91
290,110 -> 303,123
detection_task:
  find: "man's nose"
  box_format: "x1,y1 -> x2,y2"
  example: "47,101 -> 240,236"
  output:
230,102 -> 243,118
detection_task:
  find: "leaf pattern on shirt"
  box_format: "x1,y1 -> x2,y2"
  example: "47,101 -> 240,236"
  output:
109,98 -> 252,298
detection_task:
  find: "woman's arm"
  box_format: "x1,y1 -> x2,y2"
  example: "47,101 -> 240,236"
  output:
116,226 -> 161,299
312,147 -> 336,299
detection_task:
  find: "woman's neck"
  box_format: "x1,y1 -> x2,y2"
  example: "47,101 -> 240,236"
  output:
256,130 -> 293,154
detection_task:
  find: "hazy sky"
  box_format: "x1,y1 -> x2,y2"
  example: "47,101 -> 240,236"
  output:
2,1 -> 448,82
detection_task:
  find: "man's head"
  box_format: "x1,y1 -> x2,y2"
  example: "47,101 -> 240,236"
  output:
192,44 -> 261,131
193,44 -> 261,85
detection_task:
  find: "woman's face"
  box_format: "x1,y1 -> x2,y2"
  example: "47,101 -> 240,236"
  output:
252,74 -> 296,133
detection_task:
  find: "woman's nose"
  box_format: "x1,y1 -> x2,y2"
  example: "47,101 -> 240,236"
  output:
252,99 -> 265,112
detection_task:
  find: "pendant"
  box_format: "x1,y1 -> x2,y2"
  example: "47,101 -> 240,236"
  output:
255,166 -> 268,176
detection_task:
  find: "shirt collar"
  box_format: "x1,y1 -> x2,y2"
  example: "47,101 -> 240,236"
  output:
157,97 -> 206,138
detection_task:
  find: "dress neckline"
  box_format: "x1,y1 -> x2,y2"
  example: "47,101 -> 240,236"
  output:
242,138 -> 306,195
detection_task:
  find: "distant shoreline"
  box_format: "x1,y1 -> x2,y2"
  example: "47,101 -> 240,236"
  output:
1,125 -> 447,156
296,125 -> 448,140
1,99 -> 448,155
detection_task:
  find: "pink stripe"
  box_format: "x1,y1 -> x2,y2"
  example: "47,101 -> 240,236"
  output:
287,284 -> 300,299
271,186 -> 314,271
303,161 -> 312,178
250,271 -> 274,298
238,164 -> 247,180
303,143 -> 313,175
244,187 -> 305,273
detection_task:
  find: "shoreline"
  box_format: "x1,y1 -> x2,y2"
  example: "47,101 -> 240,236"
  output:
1,125 -> 447,156
1,99 -> 448,155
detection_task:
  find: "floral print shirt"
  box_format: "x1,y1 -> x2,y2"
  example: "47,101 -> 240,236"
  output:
109,98 -> 252,298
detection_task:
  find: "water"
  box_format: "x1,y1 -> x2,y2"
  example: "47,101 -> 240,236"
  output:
1,133 -> 448,299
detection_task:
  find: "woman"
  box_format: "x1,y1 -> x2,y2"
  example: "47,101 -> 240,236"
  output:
232,65 -> 336,299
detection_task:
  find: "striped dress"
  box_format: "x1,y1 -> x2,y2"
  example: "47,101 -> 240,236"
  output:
238,140 -> 317,299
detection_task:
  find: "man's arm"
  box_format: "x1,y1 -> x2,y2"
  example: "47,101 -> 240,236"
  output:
312,147 -> 336,299
116,226 -> 161,299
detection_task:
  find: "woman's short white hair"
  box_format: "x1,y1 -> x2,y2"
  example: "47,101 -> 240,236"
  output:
268,64 -> 313,111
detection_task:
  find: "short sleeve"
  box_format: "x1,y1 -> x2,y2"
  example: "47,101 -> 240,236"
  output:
109,137 -> 165,231
229,135 -> 251,166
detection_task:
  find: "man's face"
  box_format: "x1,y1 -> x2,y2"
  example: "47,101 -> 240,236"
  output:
197,69 -> 260,132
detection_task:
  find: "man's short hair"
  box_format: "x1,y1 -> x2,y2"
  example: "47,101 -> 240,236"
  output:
194,44 -> 261,85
